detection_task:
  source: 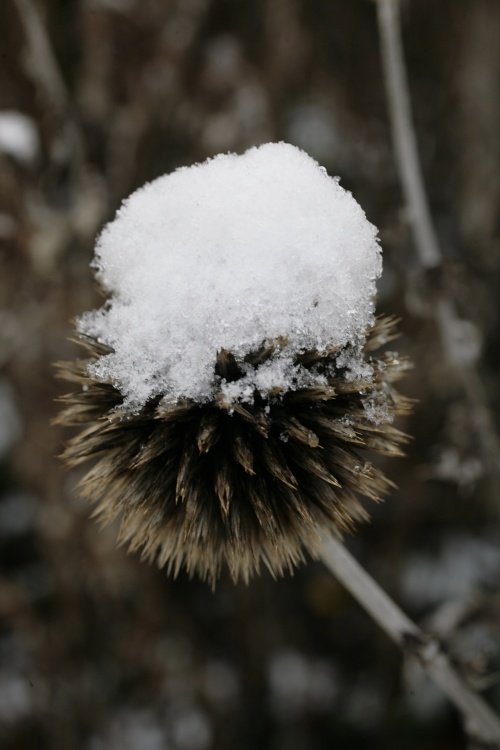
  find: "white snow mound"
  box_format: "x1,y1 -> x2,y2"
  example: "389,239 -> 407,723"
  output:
78,142 -> 382,409
0,111 -> 39,164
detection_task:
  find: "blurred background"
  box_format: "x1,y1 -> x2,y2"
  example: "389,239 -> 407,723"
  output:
1,0 -> 500,748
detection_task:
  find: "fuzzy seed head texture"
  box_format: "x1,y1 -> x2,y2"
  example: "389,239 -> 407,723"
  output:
56,143 -> 411,584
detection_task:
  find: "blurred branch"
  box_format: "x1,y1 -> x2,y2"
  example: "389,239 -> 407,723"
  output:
11,0 -> 108,271
375,0 -> 500,472
376,0 -> 440,269
12,0 -> 84,170
319,532 -> 500,746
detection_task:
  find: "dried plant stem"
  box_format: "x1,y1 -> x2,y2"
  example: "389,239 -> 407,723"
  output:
376,0 -> 440,269
13,0 -> 84,170
319,532 -> 500,746
375,0 -> 500,471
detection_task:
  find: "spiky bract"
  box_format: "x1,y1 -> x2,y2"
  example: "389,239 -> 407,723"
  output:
56,317 -> 410,585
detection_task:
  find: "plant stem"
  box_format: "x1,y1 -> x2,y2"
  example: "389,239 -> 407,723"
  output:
319,531 -> 500,745
375,0 -> 500,471
376,0 -> 440,269
13,0 -> 84,171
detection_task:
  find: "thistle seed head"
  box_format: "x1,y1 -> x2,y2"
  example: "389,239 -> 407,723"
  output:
56,316 -> 411,585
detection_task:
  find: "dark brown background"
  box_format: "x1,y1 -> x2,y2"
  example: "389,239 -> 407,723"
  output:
1,1 -> 500,748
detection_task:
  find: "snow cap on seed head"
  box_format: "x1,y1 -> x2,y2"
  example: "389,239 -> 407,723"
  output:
78,142 -> 382,410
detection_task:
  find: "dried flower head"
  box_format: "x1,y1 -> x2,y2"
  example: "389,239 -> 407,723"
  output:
56,316 -> 410,584
56,143 -> 411,584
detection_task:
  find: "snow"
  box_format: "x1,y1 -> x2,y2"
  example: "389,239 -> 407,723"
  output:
400,533 -> 500,608
170,708 -> 212,750
268,650 -> 339,718
287,103 -> 341,164
79,142 -> 381,409
0,379 -> 21,456
90,711 -> 169,750
0,111 -> 39,164
202,661 -> 240,709
0,673 -> 34,723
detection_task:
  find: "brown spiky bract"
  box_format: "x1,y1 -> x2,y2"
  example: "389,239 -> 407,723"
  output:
55,317 -> 411,585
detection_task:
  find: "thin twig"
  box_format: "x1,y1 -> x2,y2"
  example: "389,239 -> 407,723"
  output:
375,0 -> 500,471
376,0 -> 440,269
13,0 -> 68,115
12,0 -> 84,170
319,532 -> 500,746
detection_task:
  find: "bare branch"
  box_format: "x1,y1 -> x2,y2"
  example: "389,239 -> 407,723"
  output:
12,0 -> 84,169
375,0 -> 500,471
376,0 -> 440,269
319,532 -> 500,746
